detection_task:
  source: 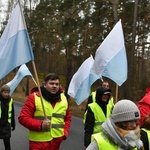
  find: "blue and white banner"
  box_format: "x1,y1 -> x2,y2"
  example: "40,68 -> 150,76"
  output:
67,55 -> 96,105
68,19 -> 127,105
90,19 -> 127,86
0,2 -> 34,79
6,64 -> 32,95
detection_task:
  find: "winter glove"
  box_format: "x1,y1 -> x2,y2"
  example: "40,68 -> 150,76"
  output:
11,126 -> 15,131
42,119 -> 51,131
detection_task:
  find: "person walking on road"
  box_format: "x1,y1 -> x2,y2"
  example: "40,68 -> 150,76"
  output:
18,73 -> 71,150
84,86 -> 112,147
86,99 -> 144,150
0,85 -> 15,150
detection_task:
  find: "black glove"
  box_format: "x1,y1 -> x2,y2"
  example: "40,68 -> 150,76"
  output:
11,126 -> 15,131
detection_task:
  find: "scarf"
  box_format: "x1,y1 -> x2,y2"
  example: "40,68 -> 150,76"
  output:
40,86 -> 60,103
101,118 -> 143,150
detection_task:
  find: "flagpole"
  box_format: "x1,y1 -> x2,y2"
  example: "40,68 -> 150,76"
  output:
115,84 -> 118,104
18,0 -> 47,120
32,61 -> 47,120
31,77 -> 38,86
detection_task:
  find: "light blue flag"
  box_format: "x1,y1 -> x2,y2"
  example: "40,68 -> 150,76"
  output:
67,55 -> 99,105
0,2 -> 34,80
90,19 -> 127,86
6,64 -> 32,95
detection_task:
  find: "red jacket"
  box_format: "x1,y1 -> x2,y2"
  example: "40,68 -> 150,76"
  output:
138,87 -> 150,127
18,87 -> 71,149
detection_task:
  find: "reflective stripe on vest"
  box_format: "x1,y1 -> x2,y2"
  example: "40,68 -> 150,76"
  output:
29,93 -> 68,142
141,128 -> 150,150
92,132 -> 138,150
0,98 -> 13,123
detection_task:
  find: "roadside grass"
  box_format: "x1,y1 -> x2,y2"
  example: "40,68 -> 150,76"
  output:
69,98 -> 87,118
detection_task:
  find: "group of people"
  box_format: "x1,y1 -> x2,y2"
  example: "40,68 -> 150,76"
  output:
0,73 -> 150,150
84,80 -> 150,150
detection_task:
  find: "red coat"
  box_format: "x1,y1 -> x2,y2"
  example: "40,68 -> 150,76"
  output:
138,87 -> 150,127
18,87 -> 71,150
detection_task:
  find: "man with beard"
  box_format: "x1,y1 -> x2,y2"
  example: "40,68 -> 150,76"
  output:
84,86 -> 112,147
0,85 -> 15,150
86,100 -> 144,150
18,73 -> 71,150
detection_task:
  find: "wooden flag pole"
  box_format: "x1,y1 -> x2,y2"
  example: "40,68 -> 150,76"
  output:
115,84 -> 118,104
31,76 -> 38,86
18,0 -> 47,120
32,61 -> 47,120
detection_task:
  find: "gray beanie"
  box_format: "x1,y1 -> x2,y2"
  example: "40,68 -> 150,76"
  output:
111,99 -> 140,123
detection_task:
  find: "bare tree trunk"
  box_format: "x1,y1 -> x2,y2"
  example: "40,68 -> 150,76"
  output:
109,0 -> 119,23
130,0 -> 138,86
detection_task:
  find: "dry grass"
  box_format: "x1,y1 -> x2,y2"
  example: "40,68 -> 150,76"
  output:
69,98 -> 87,118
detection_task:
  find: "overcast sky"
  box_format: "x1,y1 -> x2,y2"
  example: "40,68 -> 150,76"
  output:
0,0 -> 6,20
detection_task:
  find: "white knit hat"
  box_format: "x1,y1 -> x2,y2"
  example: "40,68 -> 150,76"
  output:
111,99 -> 140,123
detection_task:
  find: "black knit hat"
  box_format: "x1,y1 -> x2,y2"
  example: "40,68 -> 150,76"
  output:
1,85 -> 10,92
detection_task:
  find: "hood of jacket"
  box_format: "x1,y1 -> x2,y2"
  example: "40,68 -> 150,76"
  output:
95,86 -> 111,105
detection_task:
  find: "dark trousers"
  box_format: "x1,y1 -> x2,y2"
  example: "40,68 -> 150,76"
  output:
3,137 -> 11,150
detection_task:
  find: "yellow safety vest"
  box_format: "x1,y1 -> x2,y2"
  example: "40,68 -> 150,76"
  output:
89,102 -> 111,134
141,128 -> 150,150
0,98 -> 13,123
29,93 -> 68,142
92,132 -> 138,150
83,92 -> 112,133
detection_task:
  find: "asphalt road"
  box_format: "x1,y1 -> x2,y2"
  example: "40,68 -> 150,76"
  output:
0,101 -> 85,150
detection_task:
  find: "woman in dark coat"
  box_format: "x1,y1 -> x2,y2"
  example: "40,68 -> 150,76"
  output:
0,85 -> 15,150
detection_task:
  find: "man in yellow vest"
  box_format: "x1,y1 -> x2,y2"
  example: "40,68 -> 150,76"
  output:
86,99 -> 144,150
18,73 -> 71,150
0,84 -> 15,150
84,86 -> 112,147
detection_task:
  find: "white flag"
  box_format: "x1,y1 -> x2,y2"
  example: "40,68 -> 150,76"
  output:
6,64 -> 32,95
67,55 -> 98,105
0,2 -> 34,79
90,19 -> 127,86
